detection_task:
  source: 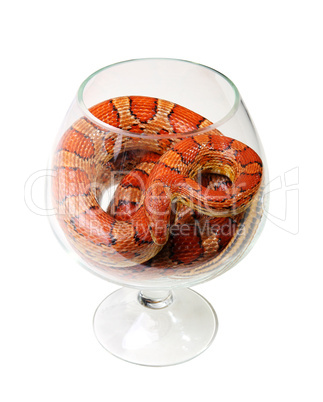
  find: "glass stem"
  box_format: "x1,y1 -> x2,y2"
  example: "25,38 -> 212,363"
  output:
138,290 -> 173,309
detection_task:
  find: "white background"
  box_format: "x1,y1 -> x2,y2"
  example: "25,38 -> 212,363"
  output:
1,1 -> 322,401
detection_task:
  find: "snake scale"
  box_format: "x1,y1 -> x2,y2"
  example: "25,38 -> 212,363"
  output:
52,96 -> 263,282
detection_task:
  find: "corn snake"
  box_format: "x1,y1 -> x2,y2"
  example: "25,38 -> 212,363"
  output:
52,96 -> 263,282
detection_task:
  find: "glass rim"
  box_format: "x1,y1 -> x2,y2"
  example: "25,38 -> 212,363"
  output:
77,58 -> 241,139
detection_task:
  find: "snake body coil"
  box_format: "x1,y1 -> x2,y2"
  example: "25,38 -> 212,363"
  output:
52,96 -> 263,280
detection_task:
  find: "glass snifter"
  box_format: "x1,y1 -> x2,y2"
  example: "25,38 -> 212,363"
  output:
47,58 -> 268,366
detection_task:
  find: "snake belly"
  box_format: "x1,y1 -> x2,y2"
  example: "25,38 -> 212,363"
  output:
52,96 -> 263,277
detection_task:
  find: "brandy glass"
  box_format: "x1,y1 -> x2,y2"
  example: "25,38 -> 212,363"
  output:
47,58 -> 268,366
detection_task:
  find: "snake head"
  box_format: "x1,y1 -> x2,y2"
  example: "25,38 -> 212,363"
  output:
144,182 -> 172,246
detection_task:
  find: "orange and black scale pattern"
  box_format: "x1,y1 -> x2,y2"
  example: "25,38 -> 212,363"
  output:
52,96 -> 263,280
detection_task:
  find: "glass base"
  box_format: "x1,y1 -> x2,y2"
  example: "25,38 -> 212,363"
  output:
93,287 -> 218,366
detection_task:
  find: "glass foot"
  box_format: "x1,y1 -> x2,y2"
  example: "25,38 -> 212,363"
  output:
93,287 -> 218,366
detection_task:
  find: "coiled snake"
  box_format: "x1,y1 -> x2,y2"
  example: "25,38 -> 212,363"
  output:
52,96 -> 263,281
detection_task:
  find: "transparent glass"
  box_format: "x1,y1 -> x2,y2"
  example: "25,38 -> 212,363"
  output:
47,58 -> 268,366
